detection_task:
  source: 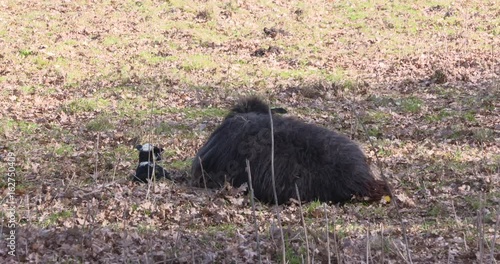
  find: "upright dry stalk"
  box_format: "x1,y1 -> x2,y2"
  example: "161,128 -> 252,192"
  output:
246,159 -> 262,264
112,157 -> 119,182
145,171 -> 153,200
146,83 -> 158,195
391,239 -> 409,263
145,142 -> 154,200
332,209 -> 341,264
490,205 -> 499,263
268,106 -> 286,264
198,156 -> 207,189
381,224 -> 385,264
295,184 -> 311,264
146,148 -> 156,200
324,203 -> 331,264
93,133 -> 100,182
366,223 -> 371,264
478,192 -> 484,264
451,200 -> 459,224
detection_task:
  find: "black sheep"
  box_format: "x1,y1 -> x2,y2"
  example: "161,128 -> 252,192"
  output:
133,144 -> 171,183
191,97 -> 390,204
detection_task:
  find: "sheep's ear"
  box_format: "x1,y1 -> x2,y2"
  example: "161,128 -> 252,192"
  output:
157,147 -> 164,153
136,145 -> 142,151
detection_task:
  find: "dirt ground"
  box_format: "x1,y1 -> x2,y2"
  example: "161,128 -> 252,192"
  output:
0,0 -> 498,263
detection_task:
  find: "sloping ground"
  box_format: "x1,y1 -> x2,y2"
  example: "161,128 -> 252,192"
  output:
0,0 -> 498,263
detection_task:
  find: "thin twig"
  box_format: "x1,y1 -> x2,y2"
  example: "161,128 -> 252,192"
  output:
391,240 -> 408,263
366,223 -> 371,264
112,157 -> 119,182
268,106 -> 286,264
333,209 -> 341,264
381,224 -> 385,264
491,205 -> 499,264
295,184 -> 311,264
463,232 -> 468,251
451,200 -> 459,224
93,133 -> 100,182
144,81 -> 159,199
324,203 -> 331,264
246,159 -> 262,264
478,192 -> 484,264
145,154 -> 153,200
199,156 -> 207,189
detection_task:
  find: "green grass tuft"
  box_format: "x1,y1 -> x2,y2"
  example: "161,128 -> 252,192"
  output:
181,54 -> 217,72
86,115 -> 115,131
64,98 -> 110,114
400,97 -> 423,113
19,49 -> 34,57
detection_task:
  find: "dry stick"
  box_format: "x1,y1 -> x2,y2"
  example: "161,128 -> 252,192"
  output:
145,165 -> 153,200
295,184 -> 311,264
366,223 -> 370,264
332,209 -> 341,264
93,133 -> 100,182
463,231 -> 469,251
323,203 -> 332,264
478,192 -> 485,264
246,159 -> 262,264
482,238 -> 497,264
82,193 -> 96,233
480,212 -> 498,264
381,223 -> 385,264
112,157 -> 119,182
349,103 -> 413,264
143,83 -> 161,262
173,217 -> 184,260
451,200 -> 459,224
491,205 -> 499,264
391,240 -> 408,263
199,156 -> 207,189
146,82 -> 161,198
267,106 -> 286,264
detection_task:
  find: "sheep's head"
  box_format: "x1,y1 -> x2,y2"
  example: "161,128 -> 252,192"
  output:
136,143 -> 164,162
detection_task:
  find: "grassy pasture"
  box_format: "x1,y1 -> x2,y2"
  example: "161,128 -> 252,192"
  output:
0,0 -> 498,262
